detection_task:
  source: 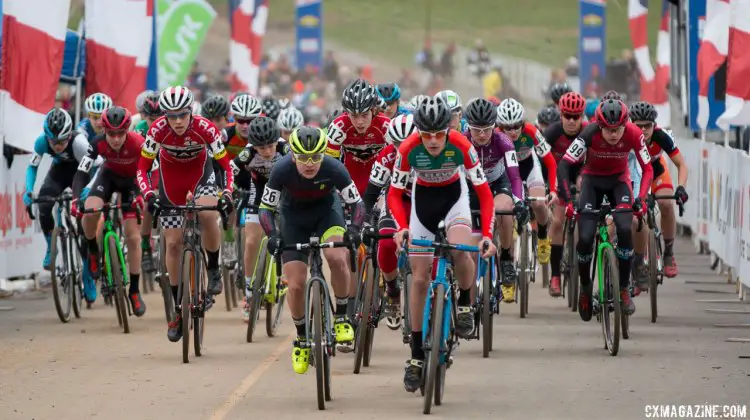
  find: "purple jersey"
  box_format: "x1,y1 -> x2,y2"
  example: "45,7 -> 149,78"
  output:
464,129 -> 524,200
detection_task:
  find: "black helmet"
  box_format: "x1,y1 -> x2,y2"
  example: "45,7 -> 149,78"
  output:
464,98 -> 497,127
261,96 -> 281,120
536,105 -> 561,126
247,116 -> 280,147
628,101 -> 657,122
289,126 -> 327,155
596,99 -> 629,128
342,79 -> 377,114
414,96 -> 452,132
201,95 -> 230,119
141,92 -> 163,117
376,82 -> 401,102
602,90 -> 622,101
326,108 -> 344,128
44,108 -> 74,142
549,83 -> 573,104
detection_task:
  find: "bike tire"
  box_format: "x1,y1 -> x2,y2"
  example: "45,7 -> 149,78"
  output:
354,259 -> 373,374
364,265 -> 380,367
69,232 -> 83,318
567,223 -> 579,312
234,224 -> 245,300
108,236 -> 129,334
50,228 -> 73,323
267,292 -> 285,337
312,281 -> 326,410
194,254 -> 204,357
423,283 -> 445,415
401,269 -> 412,345
601,246 -> 620,356
158,233 -> 174,323
481,259 -> 492,358
648,230 -> 658,323
180,249 -> 194,363
247,239 -> 267,343
519,227 -> 529,319
222,264 -> 232,312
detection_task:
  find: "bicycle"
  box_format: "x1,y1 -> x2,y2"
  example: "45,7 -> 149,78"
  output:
410,222 -> 482,414
561,186 -> 579,312
220,192 -> 249,312
29,192 -> 85,323
574,203 -> 633,356
274,236 -> 354,411
516,194 -> 546,319
156,194 -> 226,363
245,207 -> 287,343
152,224 -> 174,323
643,193 -> 684,323
81,199 -> 142,333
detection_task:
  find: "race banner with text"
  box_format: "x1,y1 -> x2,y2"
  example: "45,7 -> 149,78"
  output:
578,0 -> 606,97
295,0 -> 322,71
156,0 -> 216,89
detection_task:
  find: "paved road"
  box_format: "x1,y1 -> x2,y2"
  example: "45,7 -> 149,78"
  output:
1,237 -> 748,420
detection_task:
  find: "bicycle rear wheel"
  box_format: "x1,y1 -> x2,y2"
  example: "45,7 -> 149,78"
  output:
69,232 -> 83,318
423,283 -> 445,415
566,222 -> 579,312
601,246 -> 620,356
108,236 -> 129,334
247,239 -> 267,343
354,259 -> 374,374
180,249 -> 195,363
519,227 -> 529,319
311,281 -> 327,410
481,260 -> 492,358
648,229 -> 659,323
194,253 -> 205,357
363,266 -> 380,367
50,228 -> 73,323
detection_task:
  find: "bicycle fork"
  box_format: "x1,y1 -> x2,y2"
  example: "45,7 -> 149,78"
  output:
422,259 -> 455,366
103,231 -> 132,317
304,276 -> 335,357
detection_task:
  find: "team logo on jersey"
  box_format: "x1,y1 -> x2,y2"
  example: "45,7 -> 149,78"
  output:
468,147 -> 479,165
445,150 -> 455,157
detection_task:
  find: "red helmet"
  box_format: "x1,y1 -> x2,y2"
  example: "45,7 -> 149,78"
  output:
102,106 -> 132,131
559,92 -> 586,114
595,99 -> 629,128
487,96 -> 501,106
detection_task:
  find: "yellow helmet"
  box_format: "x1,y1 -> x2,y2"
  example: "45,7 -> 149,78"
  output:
289,126 -> 327,155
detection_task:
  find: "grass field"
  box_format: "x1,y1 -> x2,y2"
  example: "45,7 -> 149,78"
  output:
266,0 -> 663,68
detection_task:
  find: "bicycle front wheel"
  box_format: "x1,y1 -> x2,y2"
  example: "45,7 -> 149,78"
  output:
354,258 -> 374,374
50,228 -> 73,323
69,231 -> 83,319
180,249 -> 195,363
158,233 -> 174,323
481,259 -> 492,358
565,221 -> 579,312
247,238 -> 268,343
311,281 -> 327,410
423,283 -> 445,415
193,252 -> 205,357
519,227 -> 530,319
648,229 -> 659,323
108,236 -> 129,334
601,246 -> 621,356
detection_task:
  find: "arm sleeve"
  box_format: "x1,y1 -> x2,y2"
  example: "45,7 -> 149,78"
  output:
504,149 -> 524,201
334,165 -> 366,228
258,169 -> 282,236
633,134 -> 654,200
137,134 -> 159,196
25,138 -> 47,194
207,132 -> 234,192
363,182 -> 383,214
464,146 -> 495,238
387,152 -> 411,231
628,152 -> 643,198
556,137 -> 588,203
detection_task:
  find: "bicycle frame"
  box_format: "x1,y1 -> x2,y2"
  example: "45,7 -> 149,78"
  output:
594,223 -> 614,304
300,242 -> 337,350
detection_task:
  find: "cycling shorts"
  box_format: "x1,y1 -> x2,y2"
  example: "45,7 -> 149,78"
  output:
279,201 -> 346,264
468,176 -> 512,236
158,155 -> 218,229
651,154 -> 673,193
518,152 -> 545,190
409,172 -> 471,256
243,178 -> 264,225
88,167 -> 138,220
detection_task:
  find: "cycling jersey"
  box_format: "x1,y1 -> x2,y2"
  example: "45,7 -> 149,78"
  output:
133,119 -> 150,137
646,127 -> 679,162
388,130 -> 494,238
542,120 -> 591,162
230,140 -> 289,183
72,132 -> 144,198
510,122 -> 557,192
465,129 -> 524,201
326,113 -> 390,194
557,122 -> 654,204
75,118 -> 98,142
222,124 -> 249,160
136,115 -> 234,206
26,134 -> 91,195
628,151 -> 643,198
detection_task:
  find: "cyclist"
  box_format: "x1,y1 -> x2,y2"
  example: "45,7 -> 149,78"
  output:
362,114 -> 417,313
225,93 -> 263,159
496,98 -> 557,299
76,93 -> 113,143
535,105 -> 561,133
543,92 -> 589,296
230,117 -> 289,321
388,96 -> 497,392
548,82 -> 573,107
585,97 -> 601,122
258,126 -> 364,374
71,106 -> 147,315
132,91 -> 164,273
437,89 -> 467,132
23,109 -> 97,302
130,90 -> 156,130
376,82 -> 407,118
261,96 -> 281,121
136,86 -> 235,342
628,101 -> 689,284
464,98 -> 527,302
201,95 -> 231,130
277,107 -> 305,140
557,99 -> 654,321
403,94 -> 428,115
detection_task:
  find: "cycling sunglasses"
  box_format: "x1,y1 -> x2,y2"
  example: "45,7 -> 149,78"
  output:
634,122 -> 654,130
293,152 -> 324,165
500,123 -> 524,131
467,124 -> 494,135
47,135 -> 71,144
562,113 -> 582,121
106,129 -> 127,137
166,110 -> 191,120
419,130 -> 448,140
235,117 -> 255,125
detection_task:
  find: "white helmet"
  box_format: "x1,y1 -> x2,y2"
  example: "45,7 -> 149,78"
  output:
406,95 -> 428,112
135,90 -> 155,113
386,114 -> 416,146
85,92 -> 113,114
231,94 -> 263,119
277,107 -> 304,131
191,101 -> 202,116
496,98 -> 525,126
159,86 -> 194,112
437,89 -> 462,112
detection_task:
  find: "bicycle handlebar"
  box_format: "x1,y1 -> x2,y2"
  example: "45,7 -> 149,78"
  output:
81,202 -> 142,225
410,238 -> 481,253
649,194 -> 685,218
27,192 -> 74,221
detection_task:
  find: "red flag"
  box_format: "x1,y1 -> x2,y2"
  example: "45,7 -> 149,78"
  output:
230,0 -> 269,95
717,0 -> 750,129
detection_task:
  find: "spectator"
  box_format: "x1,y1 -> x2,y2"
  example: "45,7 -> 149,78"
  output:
439,42 -> 456,79
467,38 -> 491,80
584,63 -> 603,97
415,39 -> 435,74
323,51 -> 339,84
482,64 -> 504,98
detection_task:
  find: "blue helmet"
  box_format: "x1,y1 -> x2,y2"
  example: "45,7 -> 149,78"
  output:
376,83 -> 401,103
585,97 -> 600,120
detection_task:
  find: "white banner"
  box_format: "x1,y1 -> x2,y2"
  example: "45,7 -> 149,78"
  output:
0,155 -> 51,278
